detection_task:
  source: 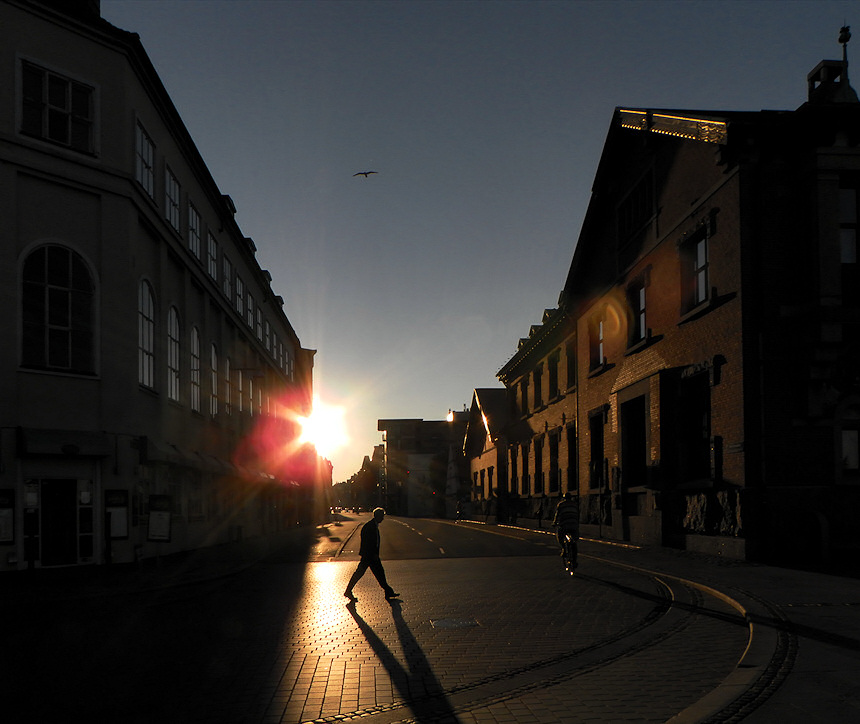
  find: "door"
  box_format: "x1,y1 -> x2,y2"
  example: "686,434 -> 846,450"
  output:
40,479 -> 78,566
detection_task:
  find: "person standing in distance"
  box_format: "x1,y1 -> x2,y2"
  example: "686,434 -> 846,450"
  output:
344,507 -> 400,601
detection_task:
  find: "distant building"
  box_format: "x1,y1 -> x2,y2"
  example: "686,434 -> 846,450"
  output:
491,32 -> 860,566
378,414 -> 468,517
0,0 -> 322,570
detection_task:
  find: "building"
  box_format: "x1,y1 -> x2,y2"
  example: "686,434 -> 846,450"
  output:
491,31 -> 860,566
0,0 -> 322,570
378,414 -> 468,517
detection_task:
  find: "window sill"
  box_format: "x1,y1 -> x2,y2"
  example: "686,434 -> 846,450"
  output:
587,361 -> 614,379
678,290 -> 736,325
625,333 -> 662,356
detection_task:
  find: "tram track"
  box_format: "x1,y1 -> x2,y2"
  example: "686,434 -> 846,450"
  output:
303,564 -> 754,724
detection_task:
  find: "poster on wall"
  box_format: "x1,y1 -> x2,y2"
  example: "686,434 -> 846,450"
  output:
0,490 -> 13,543
106,490 -> 129,539
147,494 -> 171,542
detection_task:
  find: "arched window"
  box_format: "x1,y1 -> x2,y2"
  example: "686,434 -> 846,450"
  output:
209,344 -> 218,417
138,281 -> 155,387
22,244 -> 95,374
167,307 -> 180,401
190,327 -> 201,412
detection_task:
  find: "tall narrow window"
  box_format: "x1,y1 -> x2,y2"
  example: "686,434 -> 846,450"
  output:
235,276 -> 245,318
840,185 -> 860,304
520,378 -> 529,416
167,307 -> 180,401
138,281 -> 155,387
246,292 -> 255,329
589,312 -> 605,370
190,327 -> 201,412
188,204 -> 201,259
682,227 -> 710,312
237,369 -> 244,414
209,344 -> 218,417
207,233 -> 218,279
165,168 -> 181,231
135,122 -> 155,198
222,256 -> 232,299
548,351 -> 559,399
224,357 -> 232,416
21,61 -> 94,153
628,279 -> 647,346
533,365 -> 543,408
256,308 -> 264,341
566,339 -> 577,389
22,245 -> 95,373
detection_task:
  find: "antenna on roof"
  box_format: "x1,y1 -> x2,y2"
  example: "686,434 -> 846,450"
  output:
840,25 -> 852,78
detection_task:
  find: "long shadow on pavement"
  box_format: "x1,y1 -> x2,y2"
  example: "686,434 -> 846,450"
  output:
346,599 -> 461,724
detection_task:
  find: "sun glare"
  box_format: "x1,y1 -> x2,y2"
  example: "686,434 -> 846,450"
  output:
297,398 -> 348,460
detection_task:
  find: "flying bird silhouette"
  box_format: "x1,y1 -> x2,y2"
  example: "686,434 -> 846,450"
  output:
353,171 -> 377,177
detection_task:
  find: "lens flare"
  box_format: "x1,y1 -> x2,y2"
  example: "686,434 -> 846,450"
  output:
297,397 -> 348,460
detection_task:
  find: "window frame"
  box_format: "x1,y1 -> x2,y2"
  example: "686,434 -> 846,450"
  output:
138,281 -> 155,388
166,306 -> 181,402
135,122 -> 155,199
190,326 -> 201,412
164,167 -> 181,232
21,60 -> 95,154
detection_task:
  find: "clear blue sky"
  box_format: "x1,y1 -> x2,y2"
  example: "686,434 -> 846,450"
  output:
101,0 -> 856,482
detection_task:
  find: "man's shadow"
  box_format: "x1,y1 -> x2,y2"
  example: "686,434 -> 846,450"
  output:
346,600 -> 460,723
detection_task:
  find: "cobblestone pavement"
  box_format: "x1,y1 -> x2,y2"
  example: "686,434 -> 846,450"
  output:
272,524 -> 750,724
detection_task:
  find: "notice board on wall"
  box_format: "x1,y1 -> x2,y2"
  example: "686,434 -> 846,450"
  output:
147,494 -> 171,542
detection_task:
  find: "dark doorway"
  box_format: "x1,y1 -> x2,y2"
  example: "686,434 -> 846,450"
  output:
678,373 -> 711,483
41,479 -> 77,566
620,396 -> 648,488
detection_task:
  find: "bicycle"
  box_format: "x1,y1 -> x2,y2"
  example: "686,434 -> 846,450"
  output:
560,531 -> 578,575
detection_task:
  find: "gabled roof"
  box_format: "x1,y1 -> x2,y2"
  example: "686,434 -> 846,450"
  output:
464,388 -> 509,454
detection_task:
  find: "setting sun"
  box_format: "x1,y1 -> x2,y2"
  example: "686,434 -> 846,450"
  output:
297,398 -> 349,460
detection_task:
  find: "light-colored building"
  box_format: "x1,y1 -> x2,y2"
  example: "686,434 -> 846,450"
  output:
0,0 -> 321,570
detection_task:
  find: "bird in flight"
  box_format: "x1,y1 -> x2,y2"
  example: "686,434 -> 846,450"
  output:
353,171 -> 377,177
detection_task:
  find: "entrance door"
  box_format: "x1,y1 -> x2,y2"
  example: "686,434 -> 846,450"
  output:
40,479 -> 78,566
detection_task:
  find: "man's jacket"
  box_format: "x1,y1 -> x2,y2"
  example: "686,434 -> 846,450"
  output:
359,519 -> 381,559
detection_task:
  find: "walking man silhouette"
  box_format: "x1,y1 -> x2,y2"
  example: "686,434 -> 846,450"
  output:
344,507 -> 400,601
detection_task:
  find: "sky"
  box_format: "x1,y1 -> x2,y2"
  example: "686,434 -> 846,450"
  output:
100,0 -> 857,482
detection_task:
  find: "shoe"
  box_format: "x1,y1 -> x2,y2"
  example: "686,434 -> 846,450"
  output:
385,592 -> 401,599
344,591 -> 357,601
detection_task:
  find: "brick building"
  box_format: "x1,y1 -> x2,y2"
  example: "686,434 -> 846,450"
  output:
488,34 -> 860,565
0,0 -> 325,570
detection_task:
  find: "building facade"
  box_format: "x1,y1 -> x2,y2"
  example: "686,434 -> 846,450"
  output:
489,38 -> 860,565
378,414 -> 468,518
0,0 -> 323,570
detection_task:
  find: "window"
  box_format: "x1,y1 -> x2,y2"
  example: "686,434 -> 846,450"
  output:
840,185 -> 860,304
548,350 -> 559,399
566,339 -> 577,389
264,320 -> 271,351
533,365 -> 543,408
207,233 -> 218,279
681,227 -> 710,312
628,279 -> 647,346
165,168 -> 180,231
520,378 -> 529,416
222,256 -> 232,299
246,292 -> 255,328
167,307 -> 180,401
256,308 -> 264,341
589,312 -> 605,370
235,276 -> 244,318
521,442 -> 530,495
22,245 -> 95,374
138,281 -> 155,387
549,432 -> 560,493
135,123 -> 155,198
224,357 -> 232,415
209,344 -> 218,417
509,446 -> 519,492
188,204 -> 201,259
190,327 -> 201,412
534,437 -> 544,493
21,61 -> 94,153
237,369 -> 244,414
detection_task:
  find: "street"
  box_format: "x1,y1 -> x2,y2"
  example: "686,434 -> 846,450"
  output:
4,512 -> 759,723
